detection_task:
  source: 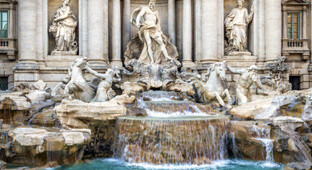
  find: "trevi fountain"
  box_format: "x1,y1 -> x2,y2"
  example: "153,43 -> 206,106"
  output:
0,0 -> 311,170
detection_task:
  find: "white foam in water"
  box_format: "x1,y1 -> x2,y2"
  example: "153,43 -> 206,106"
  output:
249,125 -> 275,163
100,158 -> 282,169
254,138 -> 274,162
137,98 -> 211,117
144,109 -> 209,117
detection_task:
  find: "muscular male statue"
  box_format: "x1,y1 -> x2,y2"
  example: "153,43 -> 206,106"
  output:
227,65 -> 267,105
131,0 -> 173,64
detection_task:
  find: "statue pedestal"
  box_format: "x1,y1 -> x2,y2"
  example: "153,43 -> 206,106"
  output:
45,55 -> 81,67
182,61 -> 196,68
51,50 -> 77,56
228,51 -> 251,56
110,60 -> 123,68
223,55 -> 257,68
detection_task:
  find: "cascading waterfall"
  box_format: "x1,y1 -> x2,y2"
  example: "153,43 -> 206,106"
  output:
137,91 -> 214,117
113,116 -> 231,164
113,91 -> 231,165
249,125 -> 274,162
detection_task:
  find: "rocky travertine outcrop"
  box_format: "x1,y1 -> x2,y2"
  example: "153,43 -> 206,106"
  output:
230,121 -> 270,161
55,94 -> 136,159
271,116 -> 312,169
55,94 -> 135,129
1,127 -> 90,166
231,116 -> 312,169
0,90 -> 54,125
229,95 -> 306,120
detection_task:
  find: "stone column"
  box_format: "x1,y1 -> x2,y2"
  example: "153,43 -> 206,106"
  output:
88,0 -> 106,66
36,0 -> 43,63
194,0 -> 201,62
182,0 -> 194,67
17,0 -> 37,63
201,0 -> 218,63
123,0 -> 131,53
282,6 -> 287,39
303,6 -> 307,39
14,0 -> 39,83
8,3 -> 14,39
258,0 -> 265,62
112,0 -> 122,67
168,0 -> 176,45
265,0 -> 282,62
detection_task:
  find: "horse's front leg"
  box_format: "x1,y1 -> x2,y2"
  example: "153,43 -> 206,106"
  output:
221,89 -> 232,104
214,92 -> 225,107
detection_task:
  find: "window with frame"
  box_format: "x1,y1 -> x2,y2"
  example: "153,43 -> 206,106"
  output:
287,12 -> 300,39
0,11 -> 8,39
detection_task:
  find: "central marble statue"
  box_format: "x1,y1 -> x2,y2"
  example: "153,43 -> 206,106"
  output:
124,0 -> 179,66
120,0 -> 192,94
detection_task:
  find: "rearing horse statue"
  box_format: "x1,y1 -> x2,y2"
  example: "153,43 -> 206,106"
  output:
191,61 -> 232,107
52,57 -> 96,102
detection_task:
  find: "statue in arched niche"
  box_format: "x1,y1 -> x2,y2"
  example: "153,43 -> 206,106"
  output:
225,0 -> 254,55
49,0 -> 78,55
124,0 -> 179,66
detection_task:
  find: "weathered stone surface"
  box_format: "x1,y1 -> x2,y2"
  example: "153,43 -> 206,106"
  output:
271,116 -> 312,169
230,95 -> 299,120
55,99 -> 127,129
0,160 -> 7,169
3,127 -> 91,166
29,108 -> 60,127
230,121 -> 269,161
272,116 -> 304,131
0,90 -> 54,125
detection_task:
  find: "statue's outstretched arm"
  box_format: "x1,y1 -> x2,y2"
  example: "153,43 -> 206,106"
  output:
86,66 -> 106,79
227,65 -> 244,74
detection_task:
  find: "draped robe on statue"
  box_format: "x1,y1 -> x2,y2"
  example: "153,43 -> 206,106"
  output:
225,7 -> 253,52
131,7 -> 168,65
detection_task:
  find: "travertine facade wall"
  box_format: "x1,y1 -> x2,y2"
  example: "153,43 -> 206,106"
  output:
0,0 -> 310,89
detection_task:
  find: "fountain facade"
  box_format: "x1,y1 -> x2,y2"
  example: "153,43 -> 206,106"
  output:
0,0 -> 311,169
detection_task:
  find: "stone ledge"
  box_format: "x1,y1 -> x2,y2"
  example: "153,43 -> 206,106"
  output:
55,99 -> 128,129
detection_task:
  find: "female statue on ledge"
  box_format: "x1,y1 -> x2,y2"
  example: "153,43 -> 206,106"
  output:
225,0 -> 254,55
49,0 -> 78,54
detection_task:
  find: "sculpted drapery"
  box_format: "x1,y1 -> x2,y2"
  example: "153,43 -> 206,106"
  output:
225,0 -> 254,54
49,0 -> 78,53
130,0 -> 173,65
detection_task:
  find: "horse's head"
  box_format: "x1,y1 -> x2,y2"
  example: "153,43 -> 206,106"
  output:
73,57 -> 87,68
212,61 -> 227,81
